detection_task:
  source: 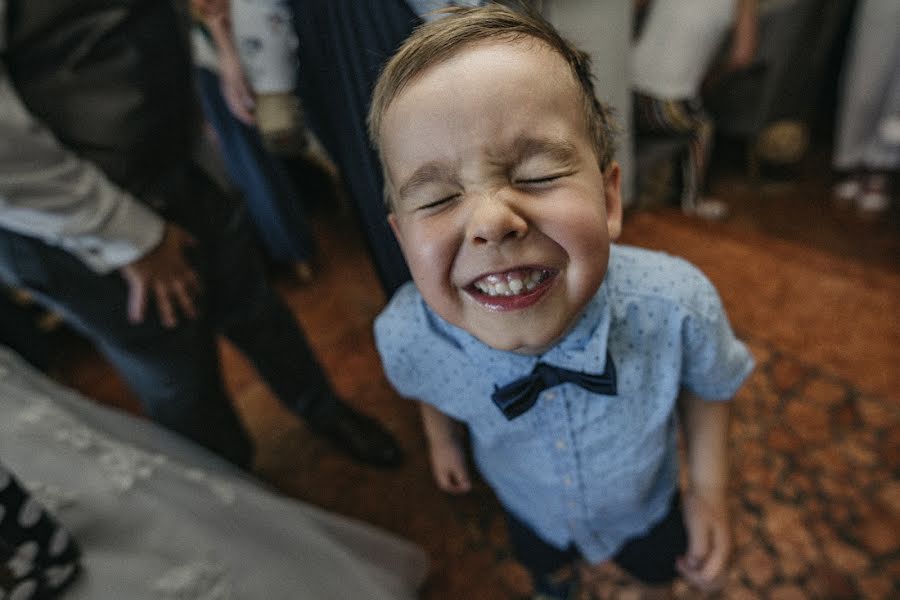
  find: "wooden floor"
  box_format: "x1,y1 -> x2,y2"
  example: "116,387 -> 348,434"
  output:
706,141 -> 898,274
49,143 -> 899,599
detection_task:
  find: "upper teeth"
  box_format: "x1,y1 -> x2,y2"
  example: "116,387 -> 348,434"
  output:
473,269 -> 547,296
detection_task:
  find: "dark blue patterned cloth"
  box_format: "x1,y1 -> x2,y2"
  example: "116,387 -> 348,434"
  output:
0,462 -> 80,599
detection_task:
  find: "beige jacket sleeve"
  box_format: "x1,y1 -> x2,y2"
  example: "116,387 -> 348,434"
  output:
0,1 -> 164,274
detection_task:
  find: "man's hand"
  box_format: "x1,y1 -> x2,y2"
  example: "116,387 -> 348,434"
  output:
428,438 -> 472,494
119,224 -> 201,328
677,488 -> 731,591
727,32 -> 757,71
219,49 -> 257,125
727,0 -> 758,71
199,1 -> 257,126
191,0 -> 228,20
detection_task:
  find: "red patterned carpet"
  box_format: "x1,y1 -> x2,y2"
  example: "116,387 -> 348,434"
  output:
57,207 -> 899,599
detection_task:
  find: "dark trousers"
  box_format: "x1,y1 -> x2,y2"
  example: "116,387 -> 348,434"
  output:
506,493 -> 688,598
0,168 -> 336,468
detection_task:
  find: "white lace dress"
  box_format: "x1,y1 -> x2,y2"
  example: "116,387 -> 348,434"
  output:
0,347 -> 427,600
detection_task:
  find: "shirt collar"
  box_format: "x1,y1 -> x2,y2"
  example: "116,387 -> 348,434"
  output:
422,283 -> 612,382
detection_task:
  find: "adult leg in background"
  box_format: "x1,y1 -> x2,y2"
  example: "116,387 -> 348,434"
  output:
196,67 -> 317,268
0,227 -> 255,469
186,168 -> 403,467
289,0 -> 419,296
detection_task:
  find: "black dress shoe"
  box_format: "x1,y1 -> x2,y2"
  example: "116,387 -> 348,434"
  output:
308,401 -> 404,468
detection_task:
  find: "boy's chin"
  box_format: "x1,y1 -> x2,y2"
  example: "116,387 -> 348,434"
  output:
473,330 -> 563,356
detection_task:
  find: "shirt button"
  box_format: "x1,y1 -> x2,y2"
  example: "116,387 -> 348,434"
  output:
545,392 -> 556,400
555,440 -> 566,450
563,476 -> 573,487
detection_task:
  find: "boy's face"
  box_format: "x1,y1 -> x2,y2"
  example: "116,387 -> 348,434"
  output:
382,39 -> 622,355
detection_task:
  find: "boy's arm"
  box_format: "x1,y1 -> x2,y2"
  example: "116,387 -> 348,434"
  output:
419,402 -> 472,494
676,390 -> 732,591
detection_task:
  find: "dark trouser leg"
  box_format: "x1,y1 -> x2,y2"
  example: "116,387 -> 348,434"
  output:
193,178 -> 402,466
195,176 -> 402,466
289,0 -> 418,296
0,230 -> 254,468
196,68 -> 316,264
185,172 -> 402,467
612,492 -> 687,586
505,511 -> 580,599
183,172 -> 339,422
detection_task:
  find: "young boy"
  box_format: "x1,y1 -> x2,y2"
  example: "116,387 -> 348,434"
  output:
368,5 -> 754,598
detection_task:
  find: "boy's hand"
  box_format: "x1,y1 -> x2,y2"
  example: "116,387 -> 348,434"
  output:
428,439 -> 471,494
677,488 -> 731,591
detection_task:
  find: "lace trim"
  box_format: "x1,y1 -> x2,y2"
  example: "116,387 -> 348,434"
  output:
14,403 -> 236,504
21,482 -> 79,514
6,388 -> 240,599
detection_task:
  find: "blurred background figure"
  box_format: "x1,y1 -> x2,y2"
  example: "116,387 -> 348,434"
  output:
286,0 -> 421,296
631,0 -> 758,220
702,0 -> 855,180
540,0 -> 637,210
194,0 -> 416,294
0,0 -> 402,471
831,0 -> 900,215
192,0 -> 319,283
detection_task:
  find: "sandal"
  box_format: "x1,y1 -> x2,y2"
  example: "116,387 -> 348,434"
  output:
692,198 -> 729,221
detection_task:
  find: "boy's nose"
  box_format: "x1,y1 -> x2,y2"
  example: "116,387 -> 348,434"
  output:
467,193 -> 528,246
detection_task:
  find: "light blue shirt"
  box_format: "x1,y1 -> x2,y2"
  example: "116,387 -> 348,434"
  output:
375,245 -> 754,562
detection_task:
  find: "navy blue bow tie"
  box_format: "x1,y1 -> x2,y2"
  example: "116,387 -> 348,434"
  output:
491,353 -> 617,420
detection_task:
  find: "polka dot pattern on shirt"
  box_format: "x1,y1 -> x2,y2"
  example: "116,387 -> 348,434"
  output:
375,244 -> 754,563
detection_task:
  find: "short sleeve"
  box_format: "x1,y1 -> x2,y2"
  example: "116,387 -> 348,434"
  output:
373,286 -> 425,401
374,326 -> 422,401
679,276 -> 754,400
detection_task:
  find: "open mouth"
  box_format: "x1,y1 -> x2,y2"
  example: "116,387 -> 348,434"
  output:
470,268 -> 553,297
465,268 -> 556,310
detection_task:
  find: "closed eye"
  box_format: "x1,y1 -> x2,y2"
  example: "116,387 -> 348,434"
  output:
417,193 -> 460,211
515,174 -> 566,186
520,175 -> 560,184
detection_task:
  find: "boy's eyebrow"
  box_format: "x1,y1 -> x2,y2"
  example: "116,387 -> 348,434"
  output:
397,161 -> 456,201
500,136 -> 579,165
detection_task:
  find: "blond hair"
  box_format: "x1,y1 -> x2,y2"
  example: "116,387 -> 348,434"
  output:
368,3 -> 617,206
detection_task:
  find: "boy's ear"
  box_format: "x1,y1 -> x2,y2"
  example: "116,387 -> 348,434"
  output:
387,212 -> 403,243
602,161 -> 623,241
